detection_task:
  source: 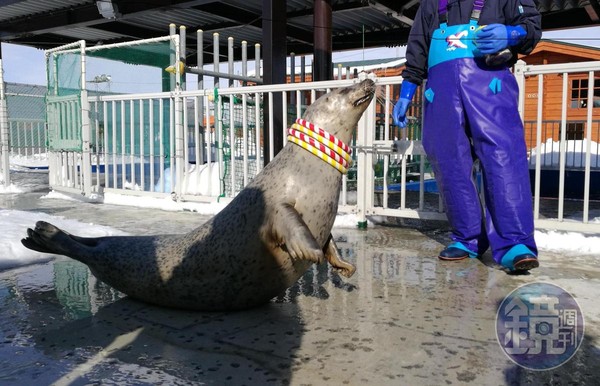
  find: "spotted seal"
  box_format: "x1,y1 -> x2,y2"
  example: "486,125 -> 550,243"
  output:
22,79 -> 376,311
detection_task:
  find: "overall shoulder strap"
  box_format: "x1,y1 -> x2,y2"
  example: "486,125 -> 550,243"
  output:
471,0 -> 485,20
438,0 -> 448,23
438,0 -> 485,23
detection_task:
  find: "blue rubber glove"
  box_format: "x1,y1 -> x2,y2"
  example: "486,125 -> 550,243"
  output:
476,24 -> 526,55
506,25 -> 527,46
393,81 -> 417,128
393,99 -> 410,128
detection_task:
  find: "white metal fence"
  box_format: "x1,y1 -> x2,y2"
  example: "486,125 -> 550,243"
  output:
515,60 -> 600,233
83,77 -> 373,202
1,44 -> 599,234
9,119 -> 46,157
2,85 -> 48,174
47,70 -> 600,233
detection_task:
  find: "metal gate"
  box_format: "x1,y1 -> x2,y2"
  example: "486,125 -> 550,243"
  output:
45,41 -> 93,196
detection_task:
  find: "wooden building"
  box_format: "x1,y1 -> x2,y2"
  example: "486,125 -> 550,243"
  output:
518,40 -> 600,150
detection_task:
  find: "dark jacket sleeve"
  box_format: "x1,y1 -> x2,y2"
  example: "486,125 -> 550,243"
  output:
505,0 -> 542,54
479,0 -> 542,56
401,0 -> 437,86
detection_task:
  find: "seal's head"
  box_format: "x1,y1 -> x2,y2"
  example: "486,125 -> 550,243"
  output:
302,79 -> 375,144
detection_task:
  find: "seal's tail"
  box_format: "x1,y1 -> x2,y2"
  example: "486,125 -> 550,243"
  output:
21,221 -> 97,258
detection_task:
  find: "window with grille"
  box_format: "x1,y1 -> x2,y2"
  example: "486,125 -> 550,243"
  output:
564,122 -> 584,140
571,78 -> 600,108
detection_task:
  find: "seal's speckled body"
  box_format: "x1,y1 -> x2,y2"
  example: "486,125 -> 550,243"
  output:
22,79 -> 375,311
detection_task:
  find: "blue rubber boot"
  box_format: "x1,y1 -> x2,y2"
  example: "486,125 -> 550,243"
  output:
500,244 -> 539,272
438,241 -> 479,261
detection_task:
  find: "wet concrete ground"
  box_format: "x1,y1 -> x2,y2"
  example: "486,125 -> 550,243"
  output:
1,171 -> 599,385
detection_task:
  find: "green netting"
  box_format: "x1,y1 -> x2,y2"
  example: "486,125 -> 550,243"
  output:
87,41 -> 173,69
46,46 -> 84,151
47,50 -> 82,97
47,40 -> 175,96
85,40 -> 176,94
46,38 -> 177,152
86,41 -> 175,94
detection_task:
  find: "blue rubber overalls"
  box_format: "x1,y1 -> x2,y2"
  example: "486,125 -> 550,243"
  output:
422,0 -> 538,268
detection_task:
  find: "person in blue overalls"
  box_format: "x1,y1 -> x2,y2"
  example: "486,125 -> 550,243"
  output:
393,0 -> 541,272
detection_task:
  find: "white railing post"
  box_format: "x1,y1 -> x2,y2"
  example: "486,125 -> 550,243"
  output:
197,30 -> 205,165
80,40 -> 93,196
356,74 -> 377,228
533,74 -> 544,221
81,90 -> 93,195
557,71 -> 569,221
0,57 -> 9,187
582,71 -> 595,223
513,59 -> 527,120
173,33 -> 184,200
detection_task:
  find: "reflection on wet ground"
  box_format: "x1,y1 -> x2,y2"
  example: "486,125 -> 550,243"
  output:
1,172 -> 600,385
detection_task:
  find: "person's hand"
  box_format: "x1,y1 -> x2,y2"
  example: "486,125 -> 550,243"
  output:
476,24 -> 527,54
393,80 -> 418,128
393,98 -> 411,128
476,24 -> 508,54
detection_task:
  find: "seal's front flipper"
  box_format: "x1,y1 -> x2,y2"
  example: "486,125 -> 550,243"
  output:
324,235 -> 356,278
272,203 -> 324,264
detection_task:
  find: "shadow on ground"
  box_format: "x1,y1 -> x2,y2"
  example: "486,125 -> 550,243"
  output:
1,257 -> 360,385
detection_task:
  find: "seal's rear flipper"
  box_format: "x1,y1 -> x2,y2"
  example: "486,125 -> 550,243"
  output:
21,221 -> 92,257
21,229 -> 55,254
324,234 -> 356,278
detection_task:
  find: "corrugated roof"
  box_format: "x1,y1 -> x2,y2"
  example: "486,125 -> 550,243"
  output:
537,0 -> 587,13
53,26 -> 124,41
0,0 -> 93,21
0,0 -> 596,65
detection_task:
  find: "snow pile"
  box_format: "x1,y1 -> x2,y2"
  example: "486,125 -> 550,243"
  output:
9,153 -> 49,170
154,163 -> 221,195
103,192 -> 228,214
535,229 -> 600,255
0,209 -> 127,271
0,183 -> 24,194
528,138 -> 600,168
